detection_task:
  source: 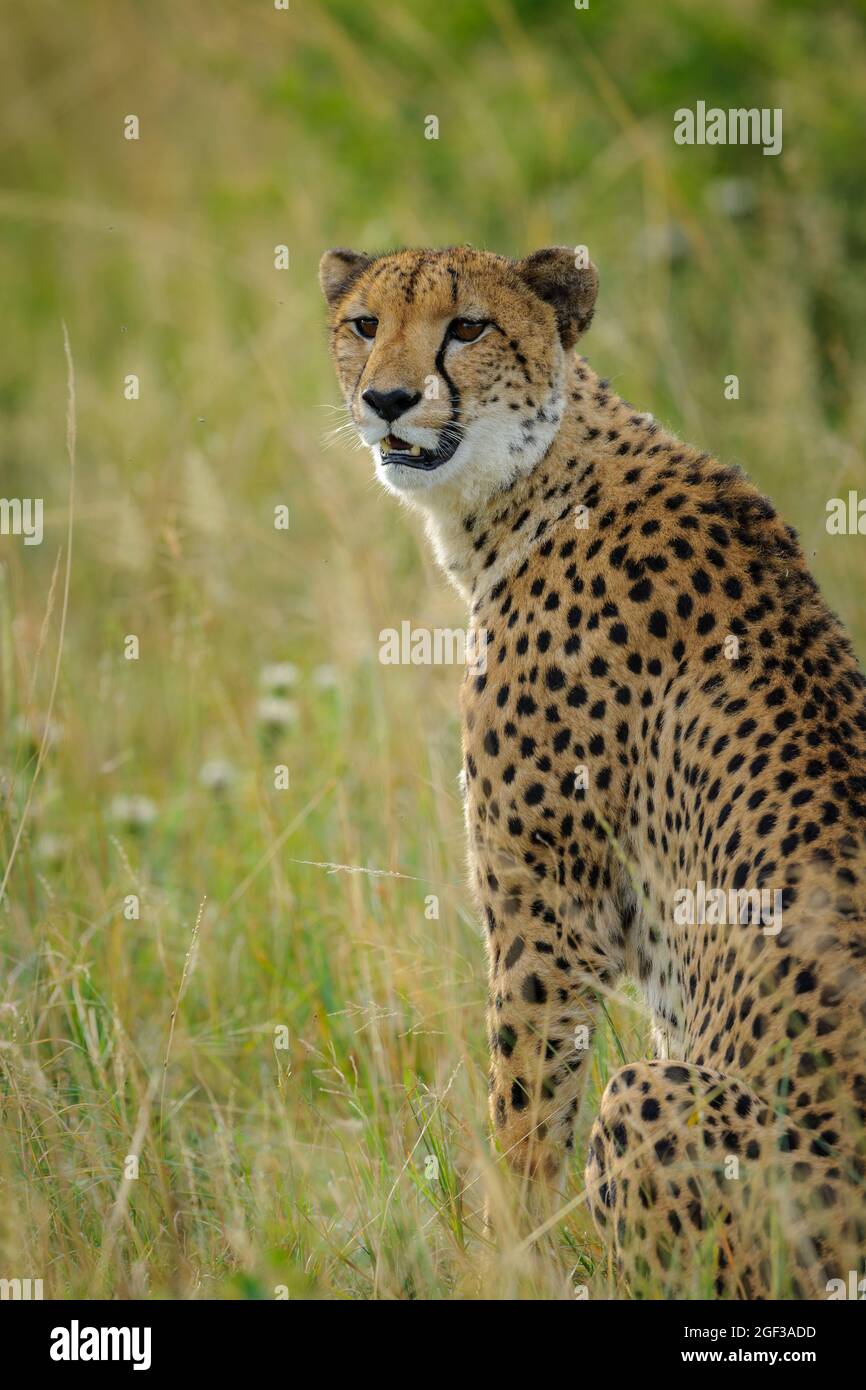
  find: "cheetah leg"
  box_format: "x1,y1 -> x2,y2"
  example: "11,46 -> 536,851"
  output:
585,1057 -> 865,1297
584,1060 -> 772,1296
483,886 -> 612,1211
472,836 -> 624,1229
488,969 -> 598,1198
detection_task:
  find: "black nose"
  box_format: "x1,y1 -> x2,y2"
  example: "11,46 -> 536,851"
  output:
362,387 -> 421,423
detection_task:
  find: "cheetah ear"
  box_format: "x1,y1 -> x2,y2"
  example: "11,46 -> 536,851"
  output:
514,246 -> 599,349
319,248 -> 374,308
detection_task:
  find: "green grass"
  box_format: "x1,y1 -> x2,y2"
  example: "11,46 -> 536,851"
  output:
1,0 -> 865,1299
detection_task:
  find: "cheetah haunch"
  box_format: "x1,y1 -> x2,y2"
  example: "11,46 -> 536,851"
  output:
320,244 -> 866,1298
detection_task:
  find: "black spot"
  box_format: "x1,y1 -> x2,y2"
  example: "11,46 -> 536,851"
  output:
521,974 -> 547,1005
511,1078 -> 529,1111
504,937 -> 525,969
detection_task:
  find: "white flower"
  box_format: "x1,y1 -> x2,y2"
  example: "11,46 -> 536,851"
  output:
34,833 -> 70,864
11,713 -> 63,751
704,178 -> 757,218
259,663 -> 299,693
198,758 -> 237,792
640,223 -> 689,265
256,697 -> 298,729
312,664 -> 338,690
109,794 -> 158,828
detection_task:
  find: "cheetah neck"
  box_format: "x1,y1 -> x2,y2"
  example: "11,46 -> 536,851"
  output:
418,357 -> 668,609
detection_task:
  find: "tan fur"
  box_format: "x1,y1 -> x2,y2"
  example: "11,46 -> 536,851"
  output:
321,244 -> 866,1297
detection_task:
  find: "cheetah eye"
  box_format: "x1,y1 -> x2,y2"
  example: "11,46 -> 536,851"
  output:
351,317 -> 378,340
450,318 -> 487,343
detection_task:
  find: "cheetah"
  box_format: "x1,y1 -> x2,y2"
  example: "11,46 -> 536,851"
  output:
319,244 -> 866,1298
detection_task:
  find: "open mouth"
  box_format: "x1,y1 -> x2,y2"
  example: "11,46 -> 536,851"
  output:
379,431 -> 460,471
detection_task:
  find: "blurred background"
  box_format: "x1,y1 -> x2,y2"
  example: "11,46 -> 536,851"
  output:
1,0 -> 865,1299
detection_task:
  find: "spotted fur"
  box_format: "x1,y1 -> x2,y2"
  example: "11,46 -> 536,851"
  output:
320,244 -> 866,1297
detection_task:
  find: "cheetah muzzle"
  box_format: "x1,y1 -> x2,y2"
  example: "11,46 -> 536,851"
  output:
379,428 -> 462,470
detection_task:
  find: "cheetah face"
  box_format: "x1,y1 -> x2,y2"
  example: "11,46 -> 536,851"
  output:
319,245 -> 598,511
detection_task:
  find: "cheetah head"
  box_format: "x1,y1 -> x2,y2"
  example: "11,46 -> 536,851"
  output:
319,245 -> 597,514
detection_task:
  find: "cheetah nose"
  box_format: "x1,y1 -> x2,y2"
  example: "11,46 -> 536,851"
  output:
362,387 -> 421,423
